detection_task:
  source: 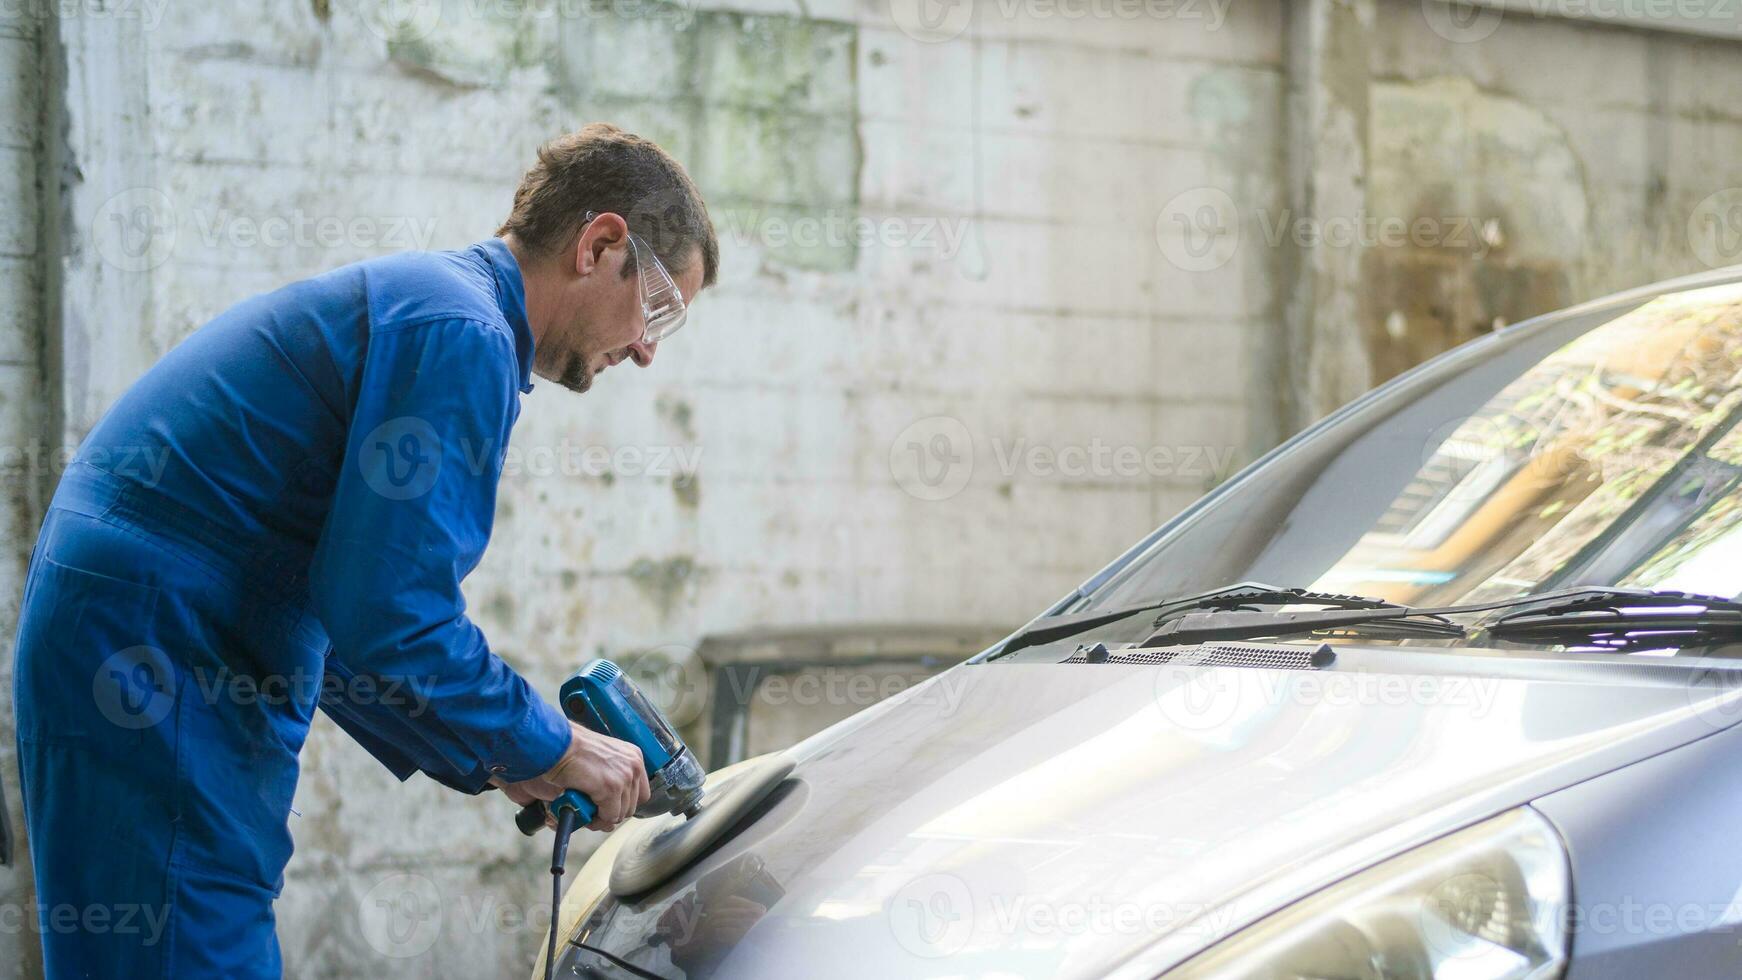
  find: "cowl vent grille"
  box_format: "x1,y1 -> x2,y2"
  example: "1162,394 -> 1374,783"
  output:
1064,642 -> 1335,671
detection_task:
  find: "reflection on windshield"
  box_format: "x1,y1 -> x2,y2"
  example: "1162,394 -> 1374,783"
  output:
1093,281 -> 1742,612
1321,282 -> 1742,604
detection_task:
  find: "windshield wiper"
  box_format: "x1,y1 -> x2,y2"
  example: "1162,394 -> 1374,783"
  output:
995,583 -> 1440,657
996,583 -> 1742,660
1481,587 -> 1742,650
1142,607 -> 1466,645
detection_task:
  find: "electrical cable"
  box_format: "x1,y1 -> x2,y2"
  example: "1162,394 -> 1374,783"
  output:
547,868 -> 561,980
545,805 -> 579,980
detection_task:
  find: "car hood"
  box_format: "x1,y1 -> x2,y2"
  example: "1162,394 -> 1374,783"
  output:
560,646 -> 1742,979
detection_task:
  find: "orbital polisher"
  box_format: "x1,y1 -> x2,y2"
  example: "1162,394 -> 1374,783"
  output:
519,659 -> 798,980
516,659 -> 705,979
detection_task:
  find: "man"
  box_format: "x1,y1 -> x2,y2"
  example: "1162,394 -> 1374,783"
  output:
11,123 -> 718,976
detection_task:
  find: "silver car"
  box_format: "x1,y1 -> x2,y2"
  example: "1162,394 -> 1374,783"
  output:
537,267 -> 1742,979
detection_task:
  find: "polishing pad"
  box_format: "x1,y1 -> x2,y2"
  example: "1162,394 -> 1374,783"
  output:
609,754 -> 796,898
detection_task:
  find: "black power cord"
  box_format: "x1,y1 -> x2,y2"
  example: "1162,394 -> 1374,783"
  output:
545,806 -> 580,980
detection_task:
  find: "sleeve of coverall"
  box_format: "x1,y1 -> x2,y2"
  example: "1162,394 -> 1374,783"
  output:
309,316 -> 570,794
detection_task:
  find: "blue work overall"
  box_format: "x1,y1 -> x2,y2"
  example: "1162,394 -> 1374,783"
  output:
12,238 -> 571,977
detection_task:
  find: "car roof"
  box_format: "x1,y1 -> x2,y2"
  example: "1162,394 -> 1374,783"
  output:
1545,263 -> 1742,325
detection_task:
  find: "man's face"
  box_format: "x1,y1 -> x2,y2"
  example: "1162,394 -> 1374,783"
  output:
534,219 -> 706,394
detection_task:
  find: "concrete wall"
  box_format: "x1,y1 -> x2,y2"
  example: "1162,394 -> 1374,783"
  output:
0,1 -> 1738,977
1365,3 -> 1742,379
0,5 -> 44,978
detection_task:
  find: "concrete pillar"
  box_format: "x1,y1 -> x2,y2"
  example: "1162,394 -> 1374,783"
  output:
52,8 -> 160,446
0,12 -> 157,979
1282,0 -> 1375,429
0,5 -> 43,974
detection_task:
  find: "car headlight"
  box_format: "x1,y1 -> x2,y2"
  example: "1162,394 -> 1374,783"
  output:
1167,808 -> 1570,980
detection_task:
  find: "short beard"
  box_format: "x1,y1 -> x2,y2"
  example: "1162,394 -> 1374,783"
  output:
557,353 -> 594,394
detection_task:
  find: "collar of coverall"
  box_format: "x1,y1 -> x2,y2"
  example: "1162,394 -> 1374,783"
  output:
476,236 -> 537,394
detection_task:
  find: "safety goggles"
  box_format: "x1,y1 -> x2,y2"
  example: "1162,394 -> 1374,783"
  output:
585,212 -> 688,344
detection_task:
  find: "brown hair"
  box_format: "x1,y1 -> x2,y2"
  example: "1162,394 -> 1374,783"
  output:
497,123 -> 718,288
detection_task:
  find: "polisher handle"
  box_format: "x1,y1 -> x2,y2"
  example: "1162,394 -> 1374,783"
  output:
515,789 -> 599,836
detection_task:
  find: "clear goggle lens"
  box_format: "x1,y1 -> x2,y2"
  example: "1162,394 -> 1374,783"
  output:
628,232 -> 688,344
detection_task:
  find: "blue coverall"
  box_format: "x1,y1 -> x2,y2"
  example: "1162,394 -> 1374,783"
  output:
11,238 -> 572,976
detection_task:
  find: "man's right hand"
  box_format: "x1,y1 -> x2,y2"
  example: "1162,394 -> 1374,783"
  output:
492,721 -> 651,831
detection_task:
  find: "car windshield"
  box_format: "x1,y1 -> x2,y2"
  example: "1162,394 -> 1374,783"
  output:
1086,280 -> 1742,616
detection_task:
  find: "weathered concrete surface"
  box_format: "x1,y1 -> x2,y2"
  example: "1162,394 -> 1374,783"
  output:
1282,0 -> 1377,433
0,6 -> 43,979
0,1 -> 1739,977
1367,2 -> 1742,377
